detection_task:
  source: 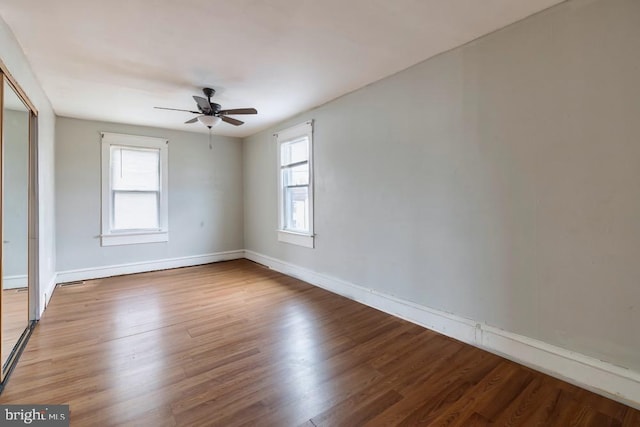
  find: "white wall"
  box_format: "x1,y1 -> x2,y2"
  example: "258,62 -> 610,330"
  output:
244,0 -> 640,378
0,16 -> 57,316
55,117 -> 244,275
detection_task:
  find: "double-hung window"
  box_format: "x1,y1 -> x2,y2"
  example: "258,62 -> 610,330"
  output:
101,132 -> 169,246
276,121 -> 314,248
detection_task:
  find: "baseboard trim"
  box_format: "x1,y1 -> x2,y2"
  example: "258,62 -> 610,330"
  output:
244,250 -> 640,410
55,250 -> 245,284
41,274 -> 57,317
3,275 -> 28,290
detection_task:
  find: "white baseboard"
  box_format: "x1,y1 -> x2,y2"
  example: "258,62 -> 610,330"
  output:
40,274 -> 57,317
244,250 -> 640,410
3,274 -> 28,289
55,250 -> 245,284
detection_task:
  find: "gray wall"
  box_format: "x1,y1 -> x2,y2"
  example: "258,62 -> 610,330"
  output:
0,15 -> 57,316
244,0 -> 640,372
56,117 -> 243,271
3,109 -> 29,280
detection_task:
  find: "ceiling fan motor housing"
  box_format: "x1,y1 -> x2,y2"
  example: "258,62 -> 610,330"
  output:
196,88 -> 220,115
197,102 -> 221,115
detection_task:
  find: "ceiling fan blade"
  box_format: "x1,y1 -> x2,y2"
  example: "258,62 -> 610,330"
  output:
221,116 -> 244,126
193,96 -> 212,113
155,106 -> 200,114
219,108 -> 257,115
185,117 -> 199,124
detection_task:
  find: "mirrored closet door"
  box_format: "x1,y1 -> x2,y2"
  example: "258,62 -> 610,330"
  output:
0,71 -> 37,386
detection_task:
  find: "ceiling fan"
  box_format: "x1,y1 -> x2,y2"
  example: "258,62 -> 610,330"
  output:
154,88 -> 257,128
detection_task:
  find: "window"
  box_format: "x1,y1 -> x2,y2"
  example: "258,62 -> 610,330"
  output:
101,132 -> 168,246
276,121 -> 314,248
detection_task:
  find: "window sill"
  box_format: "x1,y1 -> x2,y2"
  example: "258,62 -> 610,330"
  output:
278,230 -> 314,248
101,230 -> 169,247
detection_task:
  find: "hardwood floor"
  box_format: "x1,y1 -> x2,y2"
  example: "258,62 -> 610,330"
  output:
1,288 -> 29,367
0,259 -> 637,426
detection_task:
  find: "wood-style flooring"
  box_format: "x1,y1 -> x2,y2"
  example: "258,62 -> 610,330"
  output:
1,288 -> 29,367
0,260 -> 637,426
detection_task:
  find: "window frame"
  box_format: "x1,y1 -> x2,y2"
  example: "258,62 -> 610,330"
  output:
100,132 -> 169,246
276,121 -> 314,248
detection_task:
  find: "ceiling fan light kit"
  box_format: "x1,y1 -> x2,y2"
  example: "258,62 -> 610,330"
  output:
198,115 -> 221,128
154,87 -> 257,129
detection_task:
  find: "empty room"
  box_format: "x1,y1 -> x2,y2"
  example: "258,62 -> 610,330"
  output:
0,0 -> 638,425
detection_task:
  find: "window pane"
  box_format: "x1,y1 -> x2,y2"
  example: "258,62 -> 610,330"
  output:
113,192 -> 159,230
111,147 -> 160,191
282,162 -> 309,186
284,186 -> 309,232
280,137 -> 308,166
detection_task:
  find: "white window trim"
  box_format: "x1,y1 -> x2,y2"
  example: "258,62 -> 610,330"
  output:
276,121 -> 314,248
100,132 -> 169,246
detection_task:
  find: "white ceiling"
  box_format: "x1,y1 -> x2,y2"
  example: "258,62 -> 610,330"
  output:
0,0 -> 564,137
